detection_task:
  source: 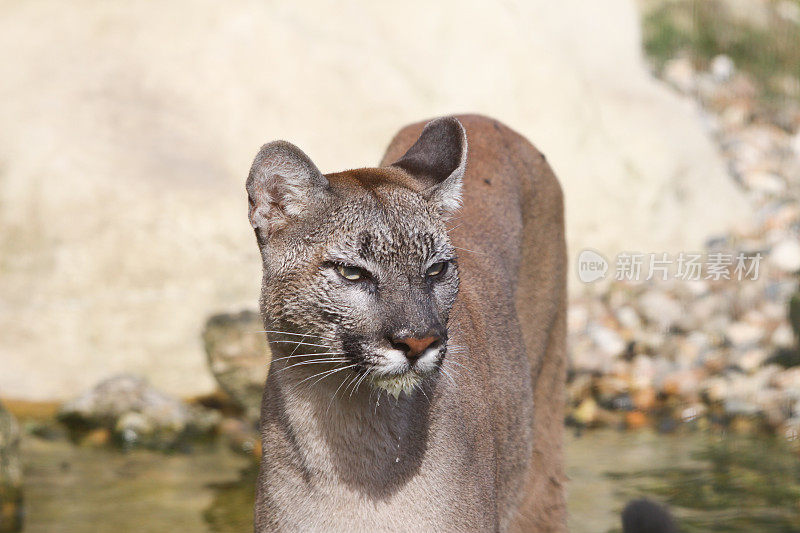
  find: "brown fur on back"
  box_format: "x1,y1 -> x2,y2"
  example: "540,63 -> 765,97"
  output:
381,115 -> 567,530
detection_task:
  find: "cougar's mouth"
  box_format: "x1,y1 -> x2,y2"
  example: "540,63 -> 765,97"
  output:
340,332 -> 446,398
370,371 -> 425,398
366,344 -> 446,398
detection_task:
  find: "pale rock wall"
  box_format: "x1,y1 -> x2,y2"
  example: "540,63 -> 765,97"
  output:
0,0 -> 749,399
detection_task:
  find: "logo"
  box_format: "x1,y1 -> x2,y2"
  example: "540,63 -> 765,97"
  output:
577,249 -> 608,283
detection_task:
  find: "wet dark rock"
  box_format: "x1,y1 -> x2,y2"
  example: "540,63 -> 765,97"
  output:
203,311 -> 270,422
58,374 -> 219,450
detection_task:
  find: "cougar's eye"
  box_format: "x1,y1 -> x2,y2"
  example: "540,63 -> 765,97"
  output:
426,261 -> 448,278
336,264 -> 366,281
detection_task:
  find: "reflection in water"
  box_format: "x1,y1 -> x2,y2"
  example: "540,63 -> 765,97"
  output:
203,468 -> 256,532
606,434 -> 800,532
566,429 -> 800,533
19,429 -> 800,532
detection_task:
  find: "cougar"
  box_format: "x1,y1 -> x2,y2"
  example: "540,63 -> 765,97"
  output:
246,115 -> 567,531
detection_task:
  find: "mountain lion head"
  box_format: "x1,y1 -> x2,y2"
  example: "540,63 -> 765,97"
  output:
247,118 -> 467,397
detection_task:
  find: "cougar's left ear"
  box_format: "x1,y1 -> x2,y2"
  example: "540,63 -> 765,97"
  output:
246,141 -> 328,237
390,117 -> 467,217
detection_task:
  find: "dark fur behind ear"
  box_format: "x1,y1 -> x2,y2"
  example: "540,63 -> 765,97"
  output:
246,141 -> 328,236
390,117 -> 467,216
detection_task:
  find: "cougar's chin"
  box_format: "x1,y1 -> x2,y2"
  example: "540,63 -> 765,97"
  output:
370,372 -> 424,398
369,355 -> 442,398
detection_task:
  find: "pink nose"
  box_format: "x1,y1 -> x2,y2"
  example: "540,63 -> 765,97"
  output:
392,336 -> 439,359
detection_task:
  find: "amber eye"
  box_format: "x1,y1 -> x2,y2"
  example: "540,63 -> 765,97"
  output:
425,261 -> 448,278
336,264 -> 365,281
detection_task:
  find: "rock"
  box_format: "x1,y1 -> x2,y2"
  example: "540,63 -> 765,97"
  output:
615,306 -> 641,330
624,411 -> 648,430
0,401 -> 23,532
777,0 -> 800,24
704,376 -> 731,403
663,57 -> 696,94
571,398 -> 598,426
756,389 -> 791,427
736,348 -> 769,373
710,55 -> 735,83
725,321 -> 764,348
203,311 -> 270,422
570,341 -> 611,374
0,0 -> 752,400
58,374 -> 219,449
596,375 -> 629,397
743,171 -> 786,195
587,324 -> 626,358
680,403 -> 707,423
80,428 -> 111,447
632,387 -> 656,411
769,239 -> 800,273
630,355 -> 656,390
661,369 -> 704,398
638,291 -> 683,331
218,417 -> 261,460
771,367 -> 800,391
779,417 -> 800,445
566,373 -> 593,404
771,323 -> 795,349
567,304 -> 590,334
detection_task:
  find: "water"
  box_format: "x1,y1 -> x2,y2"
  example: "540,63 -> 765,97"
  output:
18,430 -> 800,532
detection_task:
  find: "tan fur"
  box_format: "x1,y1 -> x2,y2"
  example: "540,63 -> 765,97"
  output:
252,115 -> 566,531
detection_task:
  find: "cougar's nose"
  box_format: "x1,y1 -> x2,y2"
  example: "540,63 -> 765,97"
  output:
389,334 -> 442,360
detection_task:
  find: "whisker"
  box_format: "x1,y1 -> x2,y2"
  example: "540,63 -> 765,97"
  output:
256,330 -> 337,341
447,222 -> 464,232
277,358 -> 350,373
288,332 -> 310,357
440,367 -> 457,387
299,363 -> 358,388
446,359 -> 471,374
326,372 -> 356,415
270,340 -> 333,349
269,352 -> 345,363
416,382 -> 431,404
350,368 -> 371,399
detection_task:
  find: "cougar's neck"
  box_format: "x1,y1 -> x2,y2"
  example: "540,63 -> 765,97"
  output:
266,352 -> 435,494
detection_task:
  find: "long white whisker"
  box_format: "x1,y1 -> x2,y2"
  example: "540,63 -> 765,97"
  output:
440,367 -> 457,386
447,359 -> 471,374
256,330 -> 337,341
277,358 -> 350,373
270,340 -> 332,349
350,369 -> 371,399
269,352 -> 345,363
417,383 -> 431,404
326,372 -> 357,416
299,364 -> 358,388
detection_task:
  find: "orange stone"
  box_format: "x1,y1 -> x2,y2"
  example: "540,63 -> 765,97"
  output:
625,410 -> 648,430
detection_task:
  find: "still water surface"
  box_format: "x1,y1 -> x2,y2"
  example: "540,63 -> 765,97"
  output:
20,429 -> 800,532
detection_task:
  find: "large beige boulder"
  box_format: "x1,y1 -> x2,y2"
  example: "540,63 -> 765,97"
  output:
0,0 -> 748,399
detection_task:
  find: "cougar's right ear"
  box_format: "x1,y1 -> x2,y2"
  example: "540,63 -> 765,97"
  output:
390,116 -> 467,218
246,141 -> 329,236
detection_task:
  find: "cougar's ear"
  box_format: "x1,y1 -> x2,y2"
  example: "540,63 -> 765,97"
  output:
246,141 -> 328,235
391,117 -> 467,217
